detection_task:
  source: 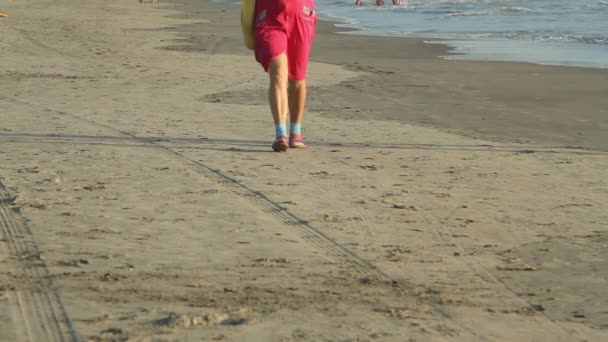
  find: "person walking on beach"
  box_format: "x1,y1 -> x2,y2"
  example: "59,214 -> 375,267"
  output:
254,0 -> 317,152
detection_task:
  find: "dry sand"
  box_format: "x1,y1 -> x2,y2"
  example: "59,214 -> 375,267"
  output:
0,0 -> 607,341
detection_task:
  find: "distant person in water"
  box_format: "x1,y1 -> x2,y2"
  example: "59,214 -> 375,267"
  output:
355,0 -> 403,5
355,0 -> 383,5
254,0 -> 317,152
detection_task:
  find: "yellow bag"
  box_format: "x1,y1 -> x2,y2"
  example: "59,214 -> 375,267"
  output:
241,0 -> 256,50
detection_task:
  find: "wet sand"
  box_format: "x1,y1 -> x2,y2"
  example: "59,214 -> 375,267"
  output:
311,20 -> 608,150
0,0 -> 607,341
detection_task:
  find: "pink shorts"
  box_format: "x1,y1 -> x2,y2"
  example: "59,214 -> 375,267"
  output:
254,0 -> 317,81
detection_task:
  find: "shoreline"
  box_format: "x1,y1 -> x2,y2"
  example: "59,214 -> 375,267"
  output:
323,24 -> 608,71
315,1 -> 608,70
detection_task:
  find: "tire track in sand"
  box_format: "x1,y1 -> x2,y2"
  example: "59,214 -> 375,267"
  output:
0,181 -> 79,342
0,96 -> 390,281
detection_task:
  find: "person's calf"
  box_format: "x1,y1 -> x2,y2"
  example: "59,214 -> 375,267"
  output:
288,79 -> 307,124
268,55 -> 289,126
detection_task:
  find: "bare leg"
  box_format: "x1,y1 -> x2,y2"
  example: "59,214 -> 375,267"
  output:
288,79 -> 306,125
268,54 -> 289,128
288,79 -> 308,148
268,54 -> 289,151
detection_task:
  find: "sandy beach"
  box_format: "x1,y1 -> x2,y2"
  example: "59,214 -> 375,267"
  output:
1,0 -> 607,341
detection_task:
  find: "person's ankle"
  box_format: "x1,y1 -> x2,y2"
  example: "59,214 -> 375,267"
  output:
290,122 -> 302,135
275,123 -> 287,138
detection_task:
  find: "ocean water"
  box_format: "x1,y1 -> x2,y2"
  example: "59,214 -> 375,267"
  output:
318,0 -> 608,68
